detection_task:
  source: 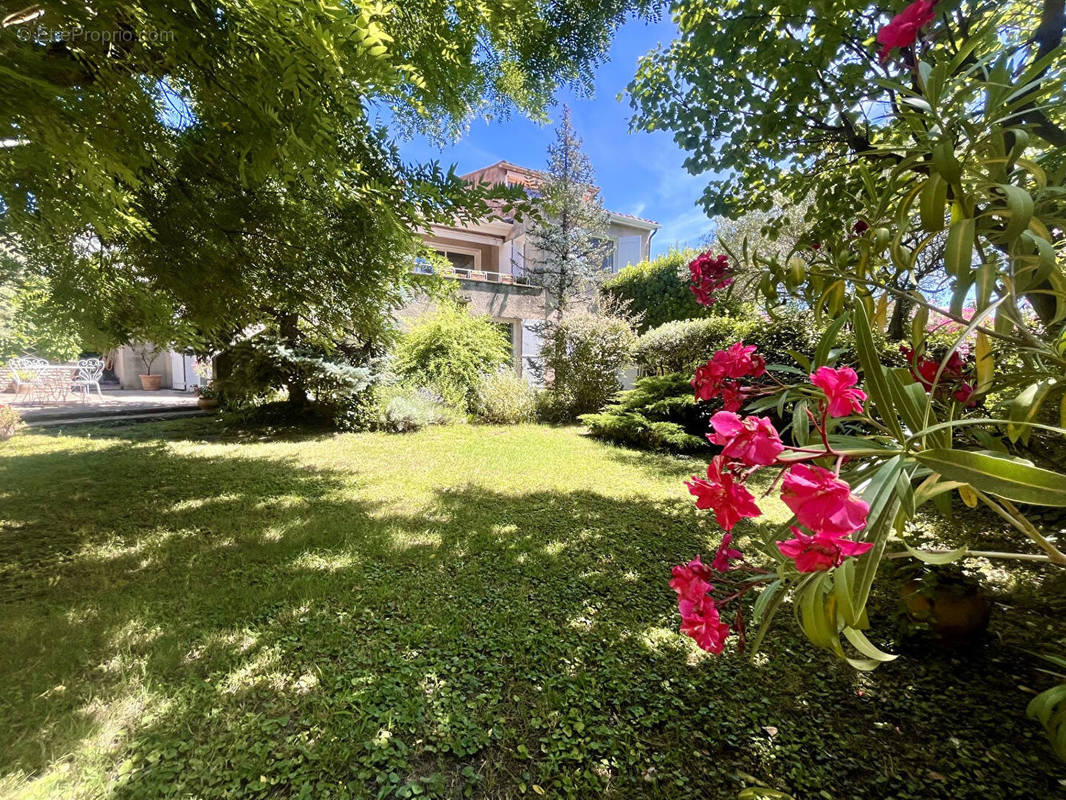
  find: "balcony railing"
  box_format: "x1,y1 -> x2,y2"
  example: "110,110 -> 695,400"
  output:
412,264 -> 536,288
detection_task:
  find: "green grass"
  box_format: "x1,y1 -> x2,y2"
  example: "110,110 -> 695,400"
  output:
0,420 -> 1063,799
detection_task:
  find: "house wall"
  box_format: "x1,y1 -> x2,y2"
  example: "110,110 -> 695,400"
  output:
398,280 -> 550,380
113,344 -> 175,389
606,220 -> 655,270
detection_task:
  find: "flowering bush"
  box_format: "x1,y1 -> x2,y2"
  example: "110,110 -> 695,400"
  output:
687,251 -> 733,307
0,404 -> 21,441
663,0 -> 1066,760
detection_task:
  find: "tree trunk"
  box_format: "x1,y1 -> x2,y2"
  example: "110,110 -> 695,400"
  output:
887,294 -> 911,341
277,312 -> 309,409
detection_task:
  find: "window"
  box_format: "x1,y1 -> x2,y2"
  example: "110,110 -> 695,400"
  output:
435,249 -> 478,270
596,238 -> 617,272
616,235 -> 643,269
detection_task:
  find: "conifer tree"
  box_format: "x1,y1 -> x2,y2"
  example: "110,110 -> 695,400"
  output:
526,106 -> 613,319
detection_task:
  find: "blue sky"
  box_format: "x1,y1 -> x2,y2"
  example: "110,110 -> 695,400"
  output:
395,15 -> 715,258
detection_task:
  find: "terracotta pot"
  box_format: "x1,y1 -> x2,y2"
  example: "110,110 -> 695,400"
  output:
197,397 -> 218,412
139,374 -> 163,391
901,579 -> 991,642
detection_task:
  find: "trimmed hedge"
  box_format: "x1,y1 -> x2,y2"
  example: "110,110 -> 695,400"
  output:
633,310 -> 821,376
600,248 -> 712,333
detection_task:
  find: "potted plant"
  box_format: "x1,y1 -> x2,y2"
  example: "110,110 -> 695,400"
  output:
195,382 -> 218,411
898,564 -> 992,645
135,344 -> 163,390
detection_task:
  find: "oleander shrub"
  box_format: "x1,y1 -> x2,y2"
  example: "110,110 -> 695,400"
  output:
395,303 -> 512,412
474,370 -> 537,425
580,373 -> 710,453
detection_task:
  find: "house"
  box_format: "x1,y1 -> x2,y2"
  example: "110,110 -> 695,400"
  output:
412,161 -> 659,377
110,160 -> 658,389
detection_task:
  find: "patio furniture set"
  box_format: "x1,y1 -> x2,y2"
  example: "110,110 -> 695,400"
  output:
5,357 -> 105,406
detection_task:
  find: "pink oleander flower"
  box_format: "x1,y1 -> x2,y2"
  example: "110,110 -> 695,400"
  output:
685,455 -> 762,531
708,411 -> 784,466
678,592 -> 731,653
692,360 -> 727,402
810,366 -> 867,417
900,346 -> 977,406
669,555 -> 714,598
689,251 -> 734,307
711,533 -> 743,572
781,464 -> 869,537
716,342 -> 766,379
877,0 -> 938,62
952,382 -> 976,406
776,526 -> 874,572
718,381 -> 745,413
670,555 -> 731,653
691,342 -> 766,410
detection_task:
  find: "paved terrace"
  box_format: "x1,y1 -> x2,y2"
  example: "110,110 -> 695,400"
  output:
3,388 -> 202,425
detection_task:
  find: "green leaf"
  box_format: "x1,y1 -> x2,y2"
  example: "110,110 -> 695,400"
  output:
792,400 -> 810,447
860,456 -> 906,528
913,448 -> 1066,507
944,217 -> 975,277
895,539 -> 968,564
920,174 -> 948,232
1008,380 -> 1058,444
853,301 -> 903,439
842,627 -> 897,663
1027,682 -> 1066,760
738,789 -> 795,800
786,350 -> 811,373
833,559 -> 859,628
813,312 -> 849,368
911,304 -> 929,349
751,579 -> 782,626
997,184 -> 1034,242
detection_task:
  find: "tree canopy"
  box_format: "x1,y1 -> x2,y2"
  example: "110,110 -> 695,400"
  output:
1,0 -> 652,353
627,1 -> 1064,224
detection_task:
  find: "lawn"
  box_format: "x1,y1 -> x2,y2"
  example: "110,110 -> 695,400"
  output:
0,420 -> 1063,799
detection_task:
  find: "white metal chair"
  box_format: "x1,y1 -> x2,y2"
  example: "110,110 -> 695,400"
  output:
8,357 -> 47,402
72,358 -> 105,402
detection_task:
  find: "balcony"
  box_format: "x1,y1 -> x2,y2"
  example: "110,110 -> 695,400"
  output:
412,263 -> 536,288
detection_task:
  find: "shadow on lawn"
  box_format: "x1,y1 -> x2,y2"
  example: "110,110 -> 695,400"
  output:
0,437 -> 730,794
0,434 -> 1061,798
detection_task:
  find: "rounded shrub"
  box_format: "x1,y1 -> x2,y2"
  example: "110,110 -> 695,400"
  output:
375,384 -> 462,433
394,303 -> 512,412
474,371 -> 537,425
634,309 -> 822,376
535,313 -> 636,421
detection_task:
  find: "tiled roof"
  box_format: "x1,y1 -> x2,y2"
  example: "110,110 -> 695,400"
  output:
461,161 -> 659,227
459,160 -> 545,181
609,210 -> 660,229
